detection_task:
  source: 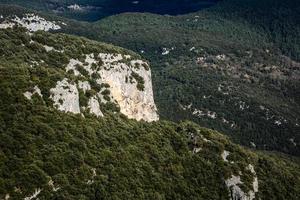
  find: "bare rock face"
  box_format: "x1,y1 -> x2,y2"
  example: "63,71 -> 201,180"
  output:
50,78 -> 80,114
88,96 -> 104,117
49,78 -> 104,118
62,53 -> 159,122
24,86 -> 43,100
225,175 -> 246,200
97,53 -> 159,122
22,33 -> 158,122
221,150 -> 230,162
0,13 -> 62,32
225,164 -> 259,200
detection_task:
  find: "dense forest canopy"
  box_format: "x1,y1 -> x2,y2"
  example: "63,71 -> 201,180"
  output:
0,0 -> 300,199
0,0 -> 219,21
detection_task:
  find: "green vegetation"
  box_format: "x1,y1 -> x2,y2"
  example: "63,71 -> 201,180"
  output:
0,27 -> 147,114
1,59 -> 300,198
131,71 -> 145,91
0,2 -> 300,199
47,0 -> 300,155
1,57 -> 300,198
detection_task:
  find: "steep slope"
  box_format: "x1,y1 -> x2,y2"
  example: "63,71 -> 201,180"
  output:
2,110 -> 300,199
1,1 -> 300,156
65,0 -> 299,156
0,15 -> 300,200
210,0 -> 300,60
0,26 -> 158,122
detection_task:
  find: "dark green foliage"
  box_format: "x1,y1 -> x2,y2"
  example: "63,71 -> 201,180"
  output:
101,83 -> 110,88
0,3 -> 299,199
79,89 -> 89,107
76,64 -> 89,77
0,97 -> 299,199
85,89 -> 97,98
131,71 -> 145,91
142,62 -> 150,71
101,89 -> 110,96
87,79 -> 101,93
91,72 -> 100,80
102,94 -> 111,102
0,2 -> 299,155
0,33 -> 300,198
43,0 -> 299,156
212,0 -> 300,61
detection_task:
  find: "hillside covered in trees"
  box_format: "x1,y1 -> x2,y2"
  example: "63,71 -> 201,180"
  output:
0,1 -> 300,199
0,27 -> 299,200
1,0 -> 299,156
59,0 -> 300,155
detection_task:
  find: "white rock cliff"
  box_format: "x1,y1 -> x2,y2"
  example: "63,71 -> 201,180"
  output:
49,53 -> 159,122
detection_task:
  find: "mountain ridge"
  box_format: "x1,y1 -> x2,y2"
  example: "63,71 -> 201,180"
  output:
0,2 -> 299,199
1,0 -> 299,155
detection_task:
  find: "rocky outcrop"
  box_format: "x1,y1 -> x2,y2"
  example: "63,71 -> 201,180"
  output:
24,188 -> 42,200
88,96 -> 104,117
97,54 -> 159,122
48,78 -> 104,118
20,31 -> 158,121
65,53 -> 159,122
226,175 -> 246,200
50,78 -> 80,114
25,53 -> 159,121
225,164 -> 259,200
0,13 -> 62,32
78,81 -> 91,94
221,150 -> 230,162
24,86 -> 43,100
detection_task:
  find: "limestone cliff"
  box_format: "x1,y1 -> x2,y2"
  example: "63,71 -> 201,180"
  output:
64,53 -> 159,122
6,19 -> 160,121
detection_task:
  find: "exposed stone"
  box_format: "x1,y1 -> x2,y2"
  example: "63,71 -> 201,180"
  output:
78,81 -> 91,94
193,147 -> 202,154
221,150 -> 230,162
43,45 -> 54,52
289,138 -> 297,146
12,14 -> 61,32
246,164 -> 259,200
43,45 -> 63,53
23,86 -> 43,100
50,78 -> 80,114
67,4 -> 83,11
88,96 -> 104,117
0,13 -> 61,32
226,175 -> 246,200
66,53 -> 159,122
48,179 -> 60,192
66,59 -> 82,76
24,188 -> 42,200
0,22 -> 14,29
225,165 -> 259,200
87,168 -> 97,185
97,53 -> 159,122
216,54 -> 227,61
162,48 -> 170,55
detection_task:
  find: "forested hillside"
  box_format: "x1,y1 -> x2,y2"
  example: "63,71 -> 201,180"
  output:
65,0 -> 300,155
0,28 -> 299,200
0,2 -> 300,198
0,0 -> 299,156
0,0 -> 219,21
